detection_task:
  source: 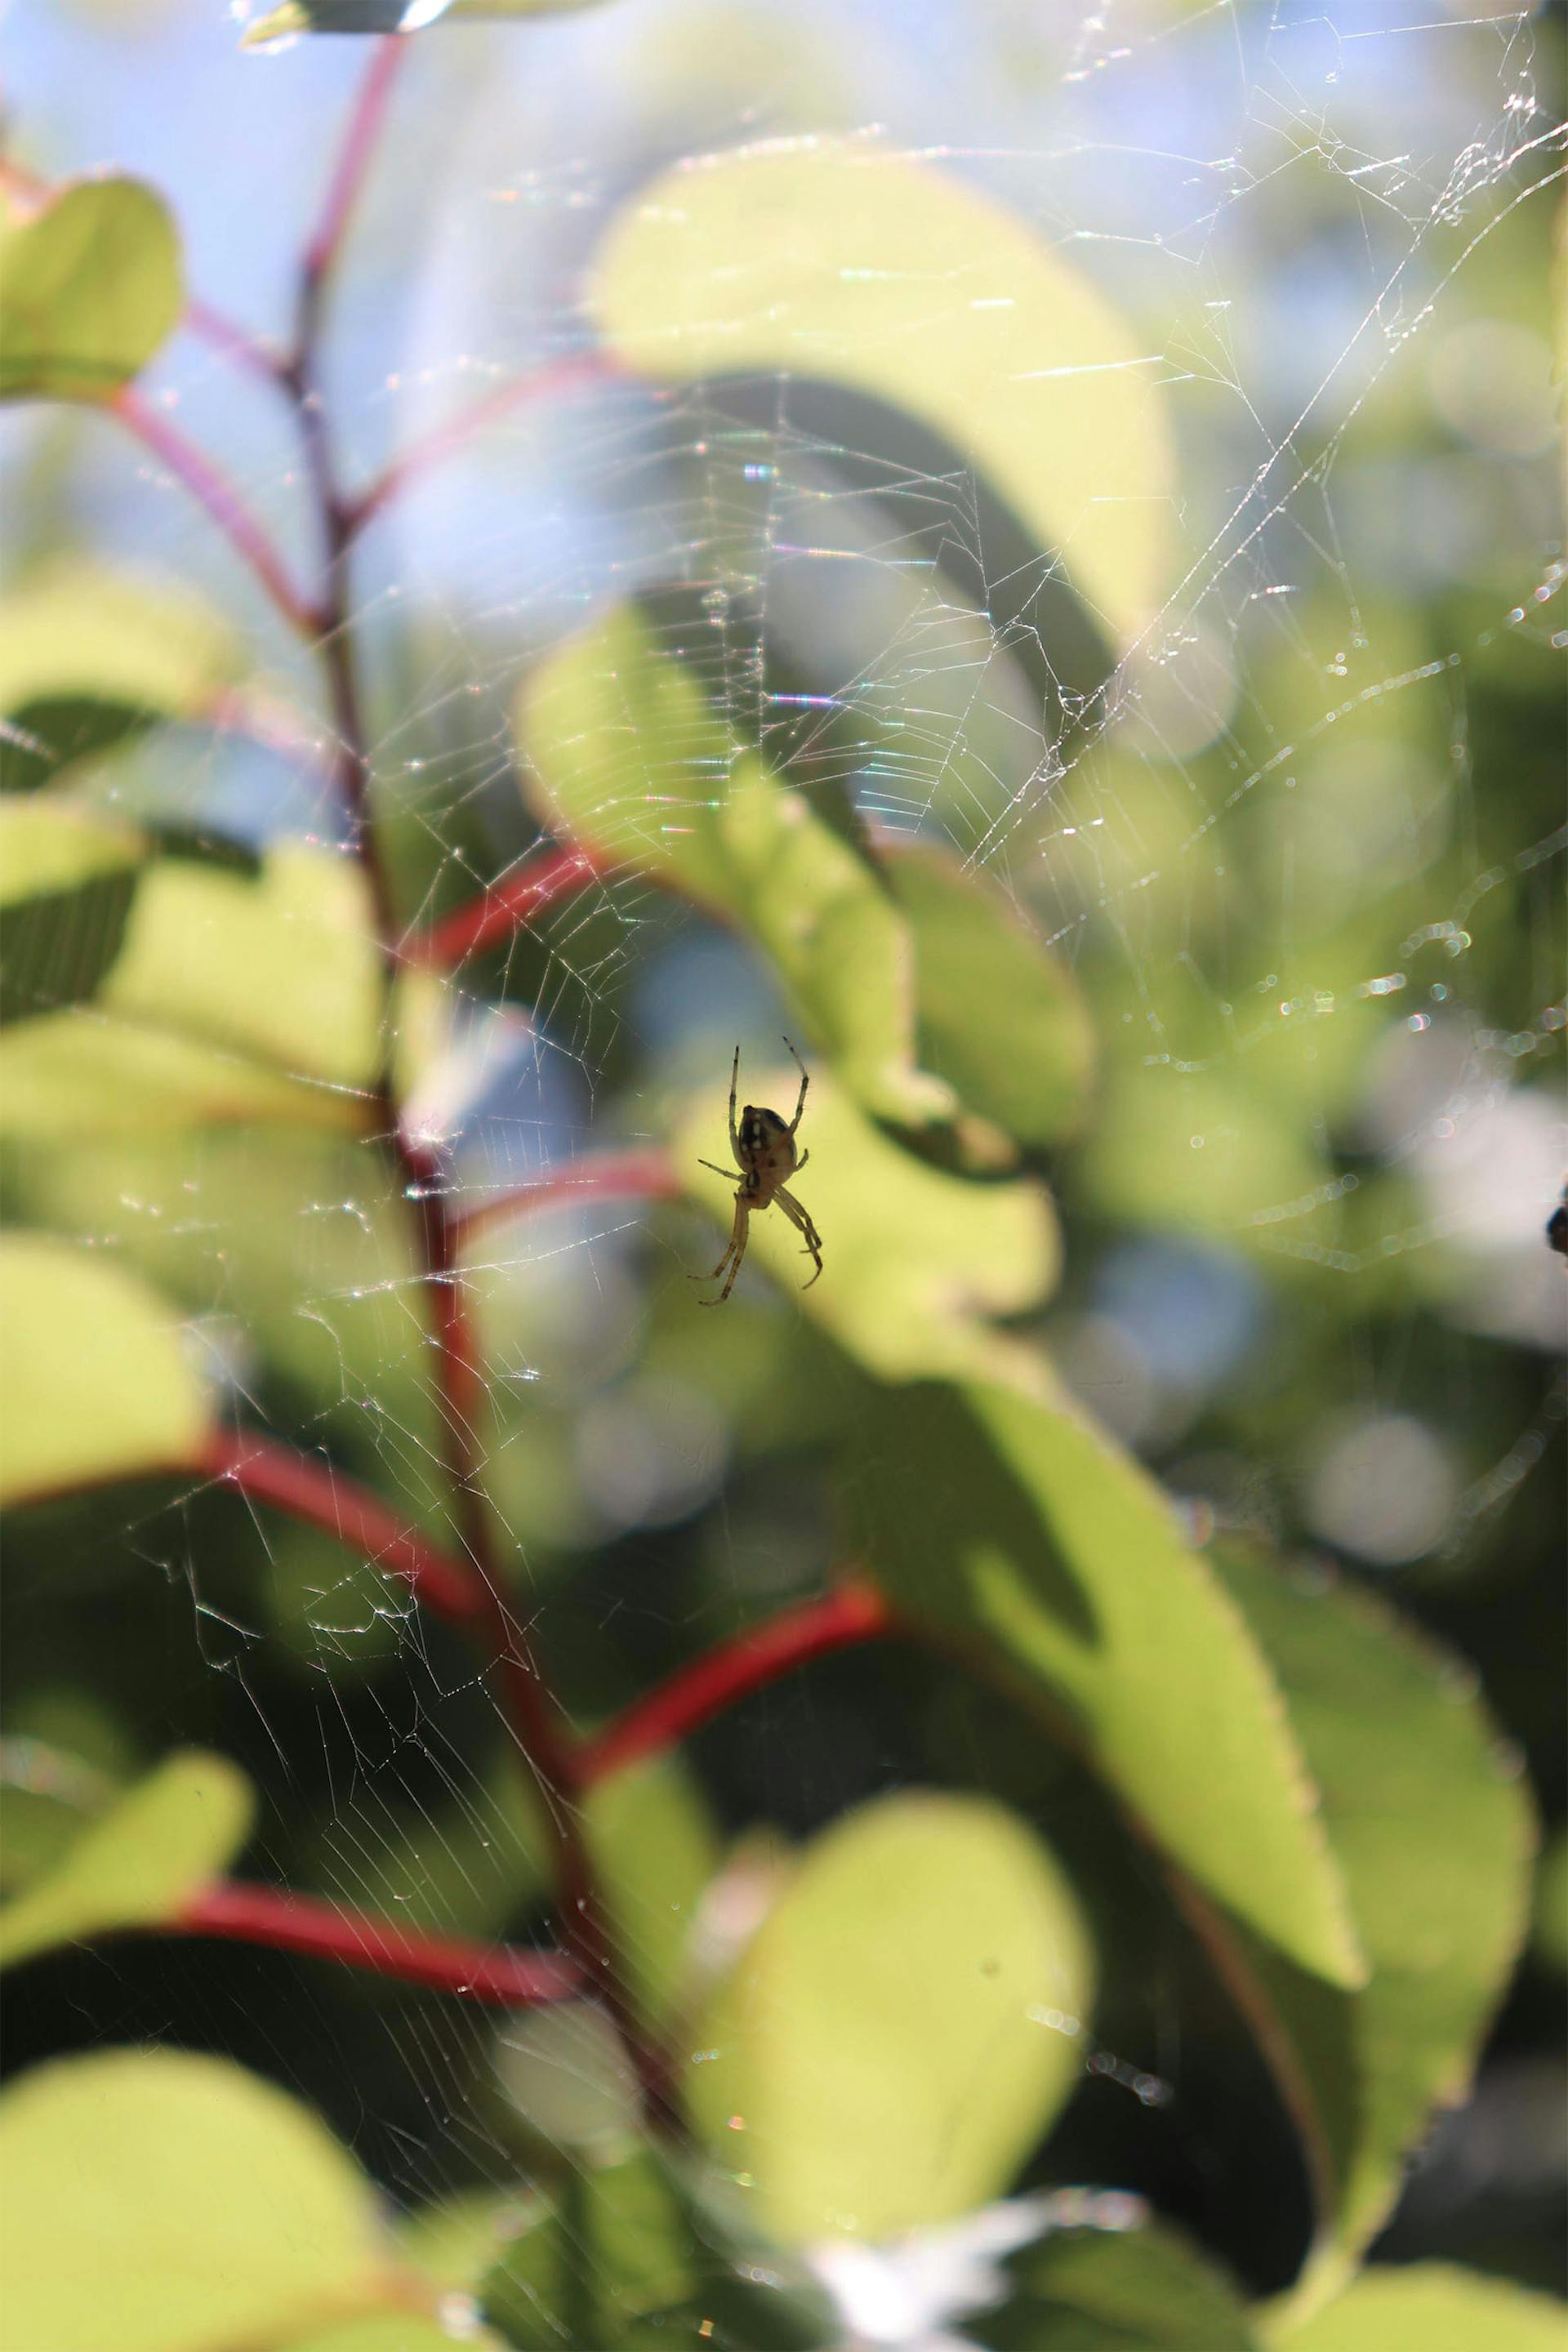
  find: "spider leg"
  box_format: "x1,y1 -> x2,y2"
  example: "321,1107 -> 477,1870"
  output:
774,1186 -> 823,1290
783,1036 -> 809,1134
691,1196 -> 750,1303
791,1147 -> 809,1174
728,1043 -> 742,1164
696,1157 -> 734,1180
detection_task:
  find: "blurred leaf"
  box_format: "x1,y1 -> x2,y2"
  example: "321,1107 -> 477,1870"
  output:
0,1748 -> 252,1971
0,1735 -> 118,1897
887,842 -> 1098,1152
0,1010 -> 372,1138
973,2216 -> 1259,2350
587,1754 -> 720,2029
243,0 -> 611,44
0,799 -> 144,1021
396,2187 -> 545,2293
101,839 -> 383,1093
1530,1825 -> 1568,1976
1276,2263 -> 1568,2351
480,2145 -> 832,2351
847,1379 -> 1365,1991
1076,1058 -> 1328,1252
0,561 -> 234,792
0,2047 -> 398,2352
684,1791 -> 1095,2243
594,141 -> 1178,652
521,603 -> 951,1126
283,2319 -> 506,2352
1215,1555 -> 1536,2305
0,177 -> 182,404
671,1061 -> 1056,1382
0,1232 -> 208,1506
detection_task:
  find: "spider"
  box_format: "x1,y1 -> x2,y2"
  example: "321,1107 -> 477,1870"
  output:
691,1038 -> 823,1307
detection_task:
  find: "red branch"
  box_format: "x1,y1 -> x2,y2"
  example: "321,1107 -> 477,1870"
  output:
577,1578 -> 895,1787
203,1428 -> 484,1627
176,1880 -> 581,2006
451,1147 -> 682,1248
411,844 -> 602,969
301,35 -> 406,291
348,350 -> 617,531
113,390 -> 322,637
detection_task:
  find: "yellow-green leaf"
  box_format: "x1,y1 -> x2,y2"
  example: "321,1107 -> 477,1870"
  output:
520,602 -> 951,1126
243,0 -> 611,45
686,1792 -> 1095,2242
0,1749 -> 253,1971
1218,1555 -> 1535,2306
671,1058 -> 1056,1382
0,799 -> 145,1021
0,178 -> 182,405
0,1010 -> 374,1138
593,140 -> 1178,652
847,1378 -> 1365,1990
0,561 -> 235,793
0,2049 -> 399,2352
1276,2264 -> 1568,2352
102,839 -> 383,1092
888,841 -> 1098,1152
0,1233 -> 208,1506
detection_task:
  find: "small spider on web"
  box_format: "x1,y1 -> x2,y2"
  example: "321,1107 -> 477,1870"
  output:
691,1038 -> 824,1306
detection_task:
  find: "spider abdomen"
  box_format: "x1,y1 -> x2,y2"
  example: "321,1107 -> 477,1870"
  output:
739,1104 -> 797,1192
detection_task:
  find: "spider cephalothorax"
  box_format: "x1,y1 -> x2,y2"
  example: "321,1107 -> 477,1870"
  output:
692,1040 -> 823,1306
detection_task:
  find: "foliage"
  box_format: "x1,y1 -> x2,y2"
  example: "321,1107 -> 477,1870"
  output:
0,13 -> 1560,2352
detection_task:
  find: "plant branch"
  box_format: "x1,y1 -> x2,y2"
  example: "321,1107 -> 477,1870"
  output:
112,390 -> 321,637
348,350 -> 617,532
203,1428 -> 484,1624
175,1880 -> 582,2006
280,42 -> 659,2115
410,844 -> 602,969
451,1147 -> 682,1249
578,1577 -> 894,1786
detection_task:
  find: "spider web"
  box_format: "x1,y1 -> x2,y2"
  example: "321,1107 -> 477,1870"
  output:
2,0 -> 1565,2329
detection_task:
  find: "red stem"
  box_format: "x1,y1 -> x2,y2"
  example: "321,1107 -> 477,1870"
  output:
410,844 -> 602,969
301,35 -> 407,291
451,1147 -> 682,1248
203,1428 -> 485,1625
176,1880 -> 581,2006
112,390 -> 321,637
348,350 -> 617,531
577,1578 -> 894,1787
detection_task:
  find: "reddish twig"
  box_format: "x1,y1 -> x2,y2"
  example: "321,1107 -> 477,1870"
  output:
410,844 -> 602,969
450,1147 -> 682,1249
577,1578 -> 895,1787
203,1428 -> 485,1625
111,390 -> 322,637
176,1880 -> 582,2006
301,34 -> 407,292
348,350 -> 617,532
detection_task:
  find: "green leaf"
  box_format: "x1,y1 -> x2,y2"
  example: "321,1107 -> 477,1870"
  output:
973,2215 -> 1260,2350
1214,1555 -> 1535,2305
684,1791 -> 1096,2243
0,800 -> 145,1021
887,842 -> 1098,1153
1075,1058 -> 1328,1254
0,1012 -> 373,1139
0,1232 -> 208,1506
0,561 -> 234,793
519,601 -> 951,1127
845,1379 -> 1365,1991
593,141 -> 1178,653
0,1734 -> 119,1898
100,838 -> 383,1094
480,2148 -> 833,2351
671,1060 -> 1057,1382
587,1755 -> 720,2029
0,178 -> 183,404
243,0 -> 612,45
0,2048 -> 399,2352
0,1748 -> 252,1971
284,2321 -> 508,2352
1276,2265 -> 1568,2352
